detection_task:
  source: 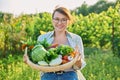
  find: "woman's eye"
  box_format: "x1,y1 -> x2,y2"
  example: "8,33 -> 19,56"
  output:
62,19 -> 67,21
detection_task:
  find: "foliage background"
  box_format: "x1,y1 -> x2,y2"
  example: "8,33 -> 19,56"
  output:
0,0 -> 120,80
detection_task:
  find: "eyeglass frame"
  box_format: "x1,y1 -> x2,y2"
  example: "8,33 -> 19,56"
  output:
52,18 -> 69,24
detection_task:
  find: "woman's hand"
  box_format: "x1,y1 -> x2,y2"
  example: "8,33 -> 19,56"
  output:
23,47 -> 30,64
73,45 -> 82,69
74,54 -> 81,68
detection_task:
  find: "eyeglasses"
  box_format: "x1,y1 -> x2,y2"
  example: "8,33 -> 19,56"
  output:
53,18 -> 68,24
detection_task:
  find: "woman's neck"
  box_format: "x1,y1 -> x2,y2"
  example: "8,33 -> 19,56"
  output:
54,30 -> 66,37
53,30 -> 67,45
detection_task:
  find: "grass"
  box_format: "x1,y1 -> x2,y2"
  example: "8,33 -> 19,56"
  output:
0,48 -> 120,80
82,53 -> 120,80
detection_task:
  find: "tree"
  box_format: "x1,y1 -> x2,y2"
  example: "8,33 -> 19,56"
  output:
72,0 -> 115,16
73,1 -> 89,16
88,0 -> 115,14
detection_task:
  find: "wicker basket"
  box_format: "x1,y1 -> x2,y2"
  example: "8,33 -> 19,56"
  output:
25,47 -> 79,72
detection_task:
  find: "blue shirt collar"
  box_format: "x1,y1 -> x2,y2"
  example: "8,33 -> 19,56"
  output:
47,30 -> 75,48
48,30 -> 73,39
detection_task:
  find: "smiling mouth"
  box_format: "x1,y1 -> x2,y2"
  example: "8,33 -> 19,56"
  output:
57,25 -> 65,29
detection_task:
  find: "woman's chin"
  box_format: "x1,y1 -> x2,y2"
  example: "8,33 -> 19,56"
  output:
55,28 -> 65,32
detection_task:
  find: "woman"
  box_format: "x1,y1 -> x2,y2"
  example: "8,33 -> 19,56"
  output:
23,6 -> 86,80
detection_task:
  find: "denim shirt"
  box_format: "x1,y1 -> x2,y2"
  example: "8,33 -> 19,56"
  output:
37,31 -> 86,70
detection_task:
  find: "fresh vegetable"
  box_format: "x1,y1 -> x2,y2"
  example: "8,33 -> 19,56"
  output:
62,59 -> 69,64
49,56 -> 62,66
62,55 -> 72,64
68,56 -> 73,61
31,44 -> 48,62
22,38 -> 76,66
37,38 -> 51,49
21,44 -> 28,50
38,61 -> 49,66
56,45 -> 74,56
45,48 -> 58,63
21,37 -> 37,61
48,43 -> 59,49
21,37 -> 36,50
62,55 -> 68,60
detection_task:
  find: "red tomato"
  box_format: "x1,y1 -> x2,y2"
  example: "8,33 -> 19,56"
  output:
62,59 -> 69,64
62,55 -> 68,60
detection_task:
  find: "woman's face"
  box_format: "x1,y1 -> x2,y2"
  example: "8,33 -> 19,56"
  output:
52,11 -> 69,32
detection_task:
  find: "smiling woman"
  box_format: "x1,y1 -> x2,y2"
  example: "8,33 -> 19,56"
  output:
23,6 -> 86,80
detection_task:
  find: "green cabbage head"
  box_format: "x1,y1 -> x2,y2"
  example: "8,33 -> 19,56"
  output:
31,44 -> 47,62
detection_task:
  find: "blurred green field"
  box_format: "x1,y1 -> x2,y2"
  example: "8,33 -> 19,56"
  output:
0,48 -> 120,80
